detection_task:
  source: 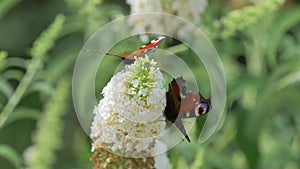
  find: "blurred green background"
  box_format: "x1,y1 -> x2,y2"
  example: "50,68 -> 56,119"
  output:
0,0 -> 300,169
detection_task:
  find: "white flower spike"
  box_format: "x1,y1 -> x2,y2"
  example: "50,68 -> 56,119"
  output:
90,57 -> 169,161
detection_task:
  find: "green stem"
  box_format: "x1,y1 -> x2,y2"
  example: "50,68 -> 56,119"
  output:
0,59 -> 42,128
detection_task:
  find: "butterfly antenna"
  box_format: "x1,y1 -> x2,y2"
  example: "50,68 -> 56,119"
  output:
82,48 -> 122,58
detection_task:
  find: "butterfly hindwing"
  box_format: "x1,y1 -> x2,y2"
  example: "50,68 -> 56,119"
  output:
164,78 -> 191,142
164,77 -> 211,142
174,118 -> 191,142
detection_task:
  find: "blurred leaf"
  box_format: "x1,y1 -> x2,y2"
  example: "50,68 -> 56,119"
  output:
280,34 -> 300,61
236,108 -> 261,168
65,0 -> 84,12
72,129 -> 93,168
168,148 -> 180,169
3,107 -> 41,127
0,0 -> 21,19
44,50 -> 77,83
24,81 -> 54,98
0,144 -> 22,169
0,78 -> 13,98
274,67 -> 300,91
30,14 -> 65,59
227,75 -> 253,101
190,149 -> 204,169
267,60 -> 300,83
0,51 -> 7,71
0,14 -> 66,128
262,87 -> 300,117
6,57 -> 27,70
2,69 -> 24,81
24,78 -> 70,169
267,6 -> 300,68
221,56 -> 244,83
176,157 -> 189,169
59,15 -> 85,37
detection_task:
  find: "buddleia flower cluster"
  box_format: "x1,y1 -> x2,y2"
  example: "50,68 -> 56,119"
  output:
126,0 -> 207,38
90,57 -> 171,168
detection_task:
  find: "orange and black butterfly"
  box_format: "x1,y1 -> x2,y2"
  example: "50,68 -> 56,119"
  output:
164,77 -> 211,142
83,35 -> 166,64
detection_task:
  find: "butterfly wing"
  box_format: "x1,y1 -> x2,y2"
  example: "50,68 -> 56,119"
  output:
82,36 -> 166,64
175,76 -> 187,96
174,117 -> 191,142
165,78 -> 191,142
179,93 -> 211,119
123,35 -> 167,60
164,79 -> 180,123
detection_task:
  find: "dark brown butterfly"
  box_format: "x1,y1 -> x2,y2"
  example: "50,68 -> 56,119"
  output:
164,77 -> 211,142
83,35 -> 166,64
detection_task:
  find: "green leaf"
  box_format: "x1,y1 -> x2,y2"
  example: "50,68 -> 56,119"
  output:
176,158 -> 189,169
44,50 -> 77,82
2,69 -> 24,81
264,60 -> 300,92
0,51 -> 7,71
0,144 -> 22,169
267,6 -> 300,68
3,107 -> 41,127
24,81 -> 54,97
190,149 -> 204,169
24,78 -> 70,169
30,14 -> 65,59
0,14 -> 66,128
0,78 -> 13,98
59,15 -> 85,37
0,0 -> 21,19
274,68 -> 300,91
6,57 -> 27,70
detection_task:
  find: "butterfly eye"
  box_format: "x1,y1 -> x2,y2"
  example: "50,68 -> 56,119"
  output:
198,102 -> 209,115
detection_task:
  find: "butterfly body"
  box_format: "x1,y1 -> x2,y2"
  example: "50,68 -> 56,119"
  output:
164,77 -> 211,142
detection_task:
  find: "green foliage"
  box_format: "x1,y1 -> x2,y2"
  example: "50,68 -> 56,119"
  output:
30,14 -> 65,59
220,0 -> 284,38
0,0 -> 300,169
24,78 -> 70,169
203,0 -> 285,39
190,149 -> 204,169
0,51 -> 7,72
0,144 -> 22,169
0,14 -> 65,128
0,0 -> 21,19
267,6 -> 300,68
200,1 -> 300,169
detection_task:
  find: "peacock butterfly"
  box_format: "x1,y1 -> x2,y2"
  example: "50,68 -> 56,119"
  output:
164,77 -> 211,142
83,35 -> 166,64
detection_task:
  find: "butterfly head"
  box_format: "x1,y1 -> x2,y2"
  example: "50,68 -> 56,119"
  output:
151,35 -> 167,45
195,100 -> 211,116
